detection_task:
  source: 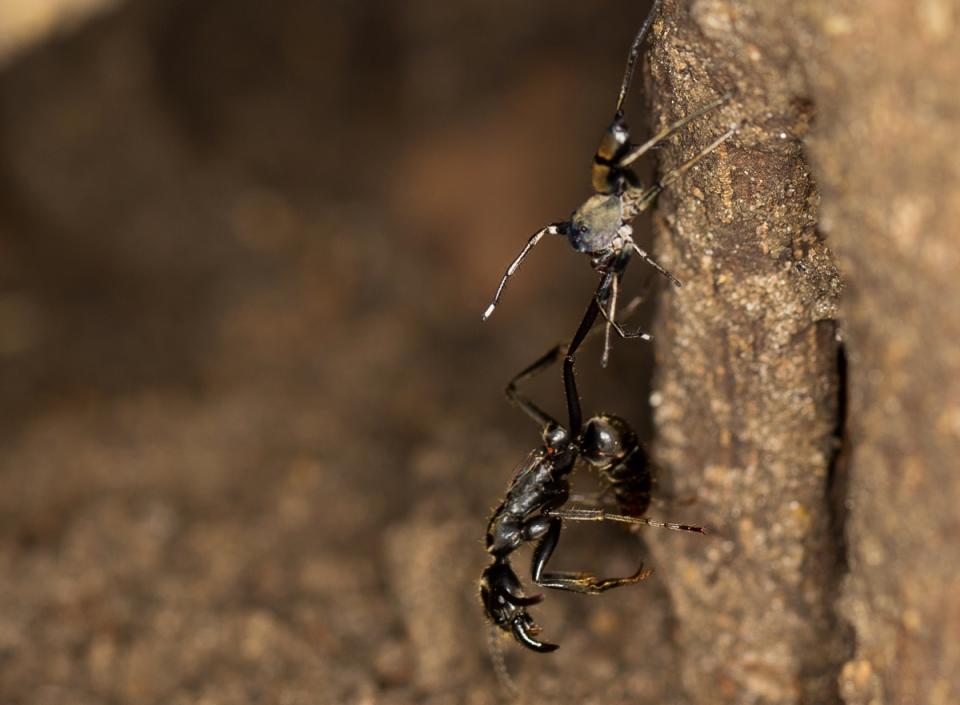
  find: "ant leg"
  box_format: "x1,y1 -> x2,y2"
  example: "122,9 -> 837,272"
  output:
614,0 -> 662,115
617,123 -> 740,284
531,518 -> 653,594
482,223 -> 566,321
624,122 -> 740,218
626,239 -> 682,288
601,274 -> 618,367
546,506 -> 705,534
507,293 -> 648,426
598,274 -> 656,365
506,345 -> 563,429
563,275 -> 609,431
595,294 -> 653,342
618,93 -> 732,167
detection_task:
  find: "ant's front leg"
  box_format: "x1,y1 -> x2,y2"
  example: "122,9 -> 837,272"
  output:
529,517 -> 652,595
547,507 -> 705,534
482,223 -> 567,321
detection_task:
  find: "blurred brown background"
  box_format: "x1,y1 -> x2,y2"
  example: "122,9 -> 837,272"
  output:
0,1 -> 679,703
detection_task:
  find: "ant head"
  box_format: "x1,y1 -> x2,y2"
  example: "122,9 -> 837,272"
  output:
580,415 -> 636,466
480,561 -> 557,653
542,422 -> 570,452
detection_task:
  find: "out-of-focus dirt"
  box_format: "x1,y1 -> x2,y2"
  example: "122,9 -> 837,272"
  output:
0,1 -> 688,703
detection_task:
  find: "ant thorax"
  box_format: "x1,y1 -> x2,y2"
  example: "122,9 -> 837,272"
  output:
569,194 -> 629,255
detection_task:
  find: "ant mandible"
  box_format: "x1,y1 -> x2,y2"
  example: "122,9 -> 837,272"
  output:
481,0 -> 738,366
480,296 -> 704,653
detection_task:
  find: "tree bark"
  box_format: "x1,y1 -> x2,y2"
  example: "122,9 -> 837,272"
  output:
644,3 -> 847,704
797,3 -> 960,705
643,1 -> 960,704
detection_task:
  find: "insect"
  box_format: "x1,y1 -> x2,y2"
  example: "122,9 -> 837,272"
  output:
480,296 -> 704,653
481,0 -> 738,366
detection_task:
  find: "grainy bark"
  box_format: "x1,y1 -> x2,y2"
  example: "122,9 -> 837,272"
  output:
798,3 -> 960,705
642,2 -> 960,705
644,2 -> 846,704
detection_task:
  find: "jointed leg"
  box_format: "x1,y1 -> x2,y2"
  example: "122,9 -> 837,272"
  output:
601,274 -> 619,368
547,506 -> 705,534
595,294 -> 653,342
619,93 -> 732,168
506,345 -> 563,429
563,276 -> 609,431
624,123 -> 740,218
530,518 -> 653,595
614,0 -> 663,115
507,293 -> 648,426
627,240 -> 682,288
482,223 -> 565,321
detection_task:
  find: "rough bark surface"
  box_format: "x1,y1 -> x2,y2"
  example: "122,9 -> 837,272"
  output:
644,3 -> 847,704
799,3 -> 960,705
645,2 -> 960,705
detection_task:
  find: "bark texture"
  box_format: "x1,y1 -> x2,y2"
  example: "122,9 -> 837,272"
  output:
800,4 -> 960,705
645,1 -> 960,705
644,4 -> 847,704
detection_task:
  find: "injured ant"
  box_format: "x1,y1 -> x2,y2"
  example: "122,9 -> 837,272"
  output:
482,0 -> 739,366
480,297 -> 703,653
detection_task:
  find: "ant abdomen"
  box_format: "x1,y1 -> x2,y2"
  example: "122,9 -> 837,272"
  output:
599,447 -> 654,518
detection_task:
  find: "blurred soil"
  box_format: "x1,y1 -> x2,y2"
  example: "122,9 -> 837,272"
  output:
0,1 -> 689,703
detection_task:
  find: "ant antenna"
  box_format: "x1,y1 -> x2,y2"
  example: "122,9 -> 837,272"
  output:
488,625 -> 518,699
615,0 -> 663,117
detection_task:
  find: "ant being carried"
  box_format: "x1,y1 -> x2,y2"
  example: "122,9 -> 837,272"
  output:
481,0 -> 739,366
480,296 -> 704,654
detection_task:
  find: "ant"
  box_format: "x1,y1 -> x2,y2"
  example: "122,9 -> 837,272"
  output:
481,0 -> 739,366
480,295 -> 704,653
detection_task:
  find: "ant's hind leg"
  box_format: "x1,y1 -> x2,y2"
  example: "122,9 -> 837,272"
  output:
547,506 -> 705,534
505,345 -> 563,429
625,122 -> 741,218
531,518 -> 653,595
618,93 -> 732,168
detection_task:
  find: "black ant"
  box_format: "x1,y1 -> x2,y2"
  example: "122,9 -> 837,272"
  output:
480,296 -> 704,653
481,0 -> 739,366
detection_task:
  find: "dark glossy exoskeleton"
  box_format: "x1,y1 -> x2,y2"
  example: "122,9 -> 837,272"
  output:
480,298 -> 704,653
482,0 -> 740,366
